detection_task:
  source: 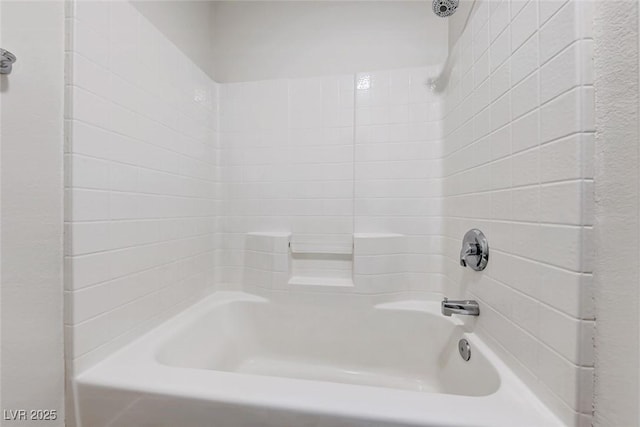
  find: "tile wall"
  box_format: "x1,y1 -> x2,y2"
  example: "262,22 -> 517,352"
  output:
218,75 -> 354,285
64,1 -> 218,373
354,67 -> 444,293
218,67 -> 443,294
441,1 -> 594,425
64,2 -> 596,425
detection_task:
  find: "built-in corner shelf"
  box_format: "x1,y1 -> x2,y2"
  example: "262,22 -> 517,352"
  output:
287,276 -> 355,288
243,231 -> 407,292
289,241 -> 353,255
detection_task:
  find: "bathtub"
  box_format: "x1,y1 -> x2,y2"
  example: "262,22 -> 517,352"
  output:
75,291 -> 562,427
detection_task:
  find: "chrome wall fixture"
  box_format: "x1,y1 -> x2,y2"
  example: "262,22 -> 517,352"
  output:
432,0 -> 459,17
427,0 -> 477,92
459,229 -> 489,271
0,49 -> 17,74
441,298 -> 480,317
458,339 -> 471,361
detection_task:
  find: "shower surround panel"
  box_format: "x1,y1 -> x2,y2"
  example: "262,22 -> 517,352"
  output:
217,76 -> 355,285
441,0 -> 594,425
218,67 -> 444,294
65,2 -> 596,427
64,1 -> 219,374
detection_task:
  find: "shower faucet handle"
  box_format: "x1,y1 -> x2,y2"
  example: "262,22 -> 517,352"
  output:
459,229 -> 489,271
459,242 -> 480,267
0,48 -> 16,75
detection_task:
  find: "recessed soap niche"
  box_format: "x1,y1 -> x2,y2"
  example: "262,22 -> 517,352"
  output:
244,232 -> 407,293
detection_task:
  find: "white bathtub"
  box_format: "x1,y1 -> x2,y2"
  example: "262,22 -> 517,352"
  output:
75,291 -> 562,427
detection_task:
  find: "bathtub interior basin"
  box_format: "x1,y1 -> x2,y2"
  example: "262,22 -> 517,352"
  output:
156,294 -> 500,397
75,291 -> 563,427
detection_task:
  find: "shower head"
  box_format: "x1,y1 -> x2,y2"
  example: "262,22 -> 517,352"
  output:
432,0 -> 458,17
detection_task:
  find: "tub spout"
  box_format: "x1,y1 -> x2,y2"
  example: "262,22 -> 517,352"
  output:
441,297 -> 480,317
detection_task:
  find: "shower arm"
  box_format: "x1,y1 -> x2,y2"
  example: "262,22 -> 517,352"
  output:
427,0 -> 477,93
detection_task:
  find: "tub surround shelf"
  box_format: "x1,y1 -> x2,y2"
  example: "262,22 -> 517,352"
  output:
289,242 -> 353,255
287,276 -> 355,288
244,232 -> 411,291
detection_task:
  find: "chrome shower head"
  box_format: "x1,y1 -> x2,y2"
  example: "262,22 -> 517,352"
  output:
432,0 -> 458,17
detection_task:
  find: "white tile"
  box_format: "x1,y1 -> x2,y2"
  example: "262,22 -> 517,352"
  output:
540,134 -> 585,182
539,267 -> 594,319
71,155 -> 110,190
490,28 -> 511,71
511,0 -> 538,52
540,42 -> 581,104
511,71 -> 539,119
71,53 -> 110,99
540,88 -> 582,143
539,1 -> 578,65
71,189 -> 110,221
510,0 -> 529,19
511,223 -> 541,261
538,225 -> 583,271
538,305 -> 594,365
72,87 -> 110,130
540,181 -> 583,225
68,222 -> 111,255
511,186 -> 540,222
68,252 -> 112,290
490,124 -> 511,160
539,0 -> 569,26
473,21 -> 490,62
511,34 -> 539,86
537,344 -> 593,413
490,0 -> 510,42
512,110 -> 539,154
491,60 -> 511,101
491,190 -> 513,221
512,148 -> 540,187
109,192 -> 139,220
73,19 -> 109,69
490,92 -> 511,132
